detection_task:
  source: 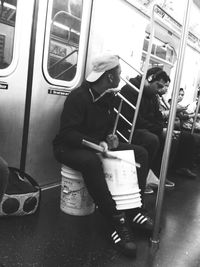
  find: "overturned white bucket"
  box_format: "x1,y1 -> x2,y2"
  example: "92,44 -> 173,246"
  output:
100,150 -> 142,210
60,165 -> 95,216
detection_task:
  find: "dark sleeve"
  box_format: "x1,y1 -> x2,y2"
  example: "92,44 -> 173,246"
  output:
57,92 -> 97,148
136,99 -> 163,136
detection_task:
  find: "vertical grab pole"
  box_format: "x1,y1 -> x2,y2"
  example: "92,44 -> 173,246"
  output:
151,0 -> 193,246
191,93 -> 200,134
128,7 -> 155,143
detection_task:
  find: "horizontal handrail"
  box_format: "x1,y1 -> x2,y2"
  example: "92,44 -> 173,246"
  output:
114,108 -> 132,126
117,93 -> 136,109
116,130 -> 129,143
119,56 -> 143,76
120,76 -> 140,93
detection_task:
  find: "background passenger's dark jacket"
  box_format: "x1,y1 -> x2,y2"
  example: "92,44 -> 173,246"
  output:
115,75 -> 164,138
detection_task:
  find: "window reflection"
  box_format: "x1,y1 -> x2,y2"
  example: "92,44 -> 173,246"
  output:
47,0 -> 83,82
0,0 -> 17,69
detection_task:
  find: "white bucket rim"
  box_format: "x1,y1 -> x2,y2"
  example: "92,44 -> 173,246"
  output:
116,202 -> 142,210
112,192 -> 141,200
112,189 -> 140,198
61,171 -> 82,180
115,198 -> 142,205
61,165 -> 82,175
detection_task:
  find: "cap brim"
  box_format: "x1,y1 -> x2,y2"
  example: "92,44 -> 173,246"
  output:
86,70 -> 104,82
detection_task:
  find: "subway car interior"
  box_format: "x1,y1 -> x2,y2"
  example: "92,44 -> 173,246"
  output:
1,0 -> 200,266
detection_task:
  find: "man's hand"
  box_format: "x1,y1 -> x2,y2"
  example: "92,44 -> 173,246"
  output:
106,134 -> 119,150
99,141 -> 108,152
99,141 -> 109,158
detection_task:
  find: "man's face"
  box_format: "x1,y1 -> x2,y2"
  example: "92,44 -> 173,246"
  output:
177,90 -> 184,103
158,81 -> 170,96
148,78 -> 166,95
106,65 -> 122,94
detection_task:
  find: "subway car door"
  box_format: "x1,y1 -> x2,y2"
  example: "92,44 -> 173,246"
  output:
24,0 -> 92,186
0,0 -> 35,168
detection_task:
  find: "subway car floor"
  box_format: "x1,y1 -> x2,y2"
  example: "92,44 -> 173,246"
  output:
0,165 -> 200,267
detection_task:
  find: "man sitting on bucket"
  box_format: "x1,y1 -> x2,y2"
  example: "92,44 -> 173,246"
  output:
53,53 -> 153,257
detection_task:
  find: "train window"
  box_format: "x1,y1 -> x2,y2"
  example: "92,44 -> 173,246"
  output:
43,0 -> 92,88
141,35 -> 175,71
0,0 -> 17,69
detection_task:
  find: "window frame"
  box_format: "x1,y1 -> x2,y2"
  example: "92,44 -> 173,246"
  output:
43,0 -> 93,90
0,0 -> 22,77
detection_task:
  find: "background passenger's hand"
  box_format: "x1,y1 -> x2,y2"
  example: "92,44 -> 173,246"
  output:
177,105 -> 188,112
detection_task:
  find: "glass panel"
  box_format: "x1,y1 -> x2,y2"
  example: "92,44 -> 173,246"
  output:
0,0 -> 17,69
140,54 -> 164,72
143,38 -> 155,54
142,38 -> 148,52
141,36 -> 175,72
166,46 -> 174,62
47,0 -> 83,82
155,45 -> 166,60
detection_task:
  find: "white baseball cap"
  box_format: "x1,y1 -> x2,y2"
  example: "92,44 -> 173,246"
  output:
86,54 -> 119,82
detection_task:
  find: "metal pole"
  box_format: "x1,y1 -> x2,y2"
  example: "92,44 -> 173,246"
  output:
151,0 -> 193,246
191,92 -> 200,134
128,6 -> 155,143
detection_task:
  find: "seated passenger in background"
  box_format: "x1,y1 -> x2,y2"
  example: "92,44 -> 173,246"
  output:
117,67 -> 174,192
0,156 -> 9,203
158,87 -> 196,178
53,53 -> 153,257
170,88 -> 200,132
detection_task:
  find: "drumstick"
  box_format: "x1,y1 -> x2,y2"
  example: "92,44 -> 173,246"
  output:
82,139 -> 141,168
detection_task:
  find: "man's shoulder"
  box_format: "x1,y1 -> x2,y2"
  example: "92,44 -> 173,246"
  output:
64,83 -> 90,106
68,82 -> 89,97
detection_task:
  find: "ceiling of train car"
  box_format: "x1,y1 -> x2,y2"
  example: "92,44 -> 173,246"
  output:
0,0 -> 200,38
134,0 -> 200,38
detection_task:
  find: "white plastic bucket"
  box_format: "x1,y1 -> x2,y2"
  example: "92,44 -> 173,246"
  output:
100,150 -> 142,210
60,165 -> 95,216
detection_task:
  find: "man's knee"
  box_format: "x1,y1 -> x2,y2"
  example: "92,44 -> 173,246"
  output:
133,130 -> 160,151
149,133 -> 160,147
133,145 -> 148,164
142,132 -> 160,151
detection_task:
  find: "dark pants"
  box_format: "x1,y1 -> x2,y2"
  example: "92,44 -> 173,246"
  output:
152,130 -> 195,176
54,143 -> 148,219
172,131 -> 195,170
132,129 -> 160,170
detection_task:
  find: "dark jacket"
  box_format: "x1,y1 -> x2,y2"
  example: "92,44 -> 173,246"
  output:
53,82 -> 115,149
116,75 -> 164,138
